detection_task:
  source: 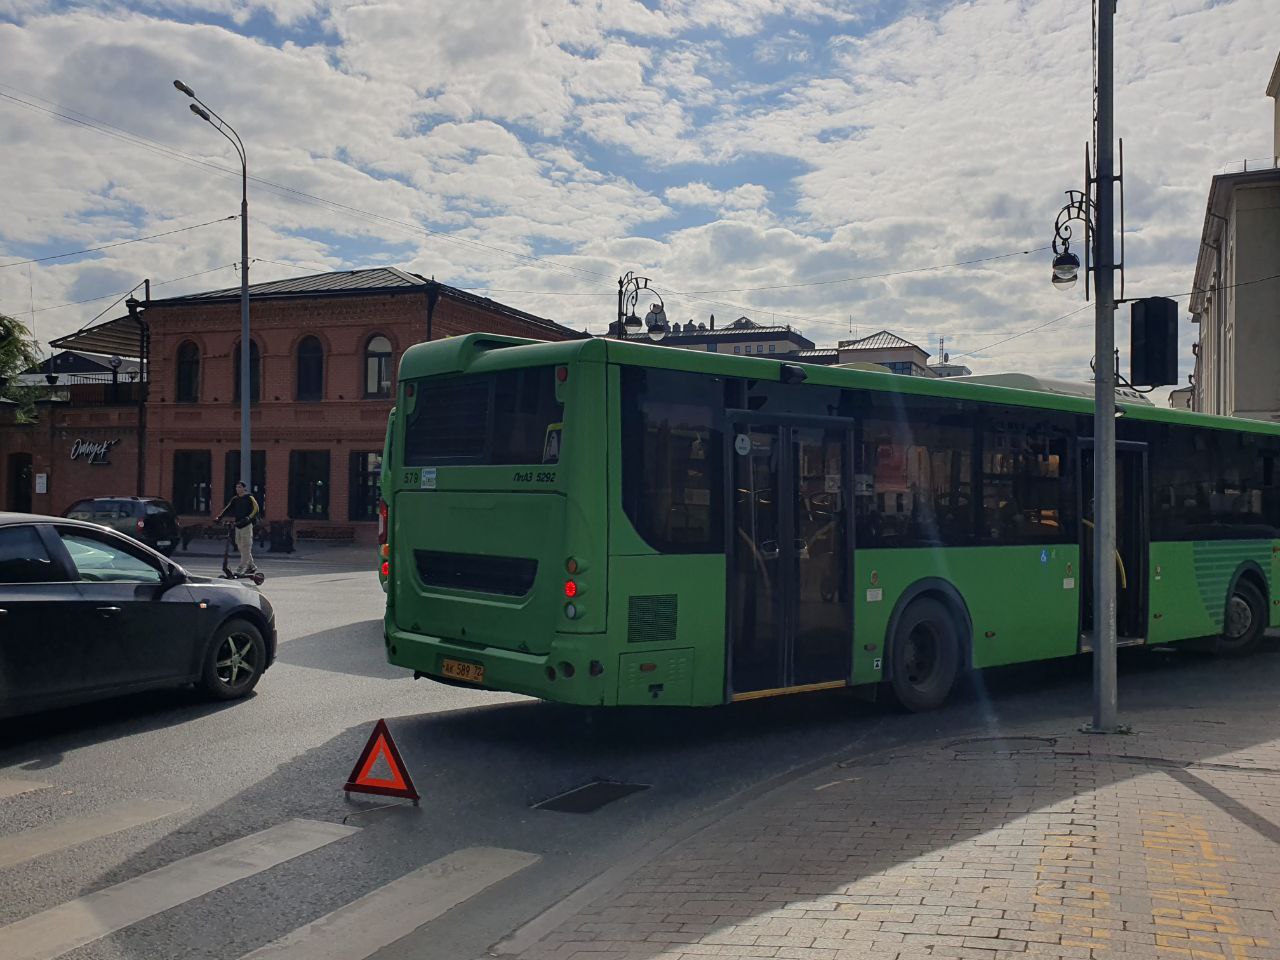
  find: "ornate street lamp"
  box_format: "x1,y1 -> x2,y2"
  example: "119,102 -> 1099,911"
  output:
617,271 -> 669,342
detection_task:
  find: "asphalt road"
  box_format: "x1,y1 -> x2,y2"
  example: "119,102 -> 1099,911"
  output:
1,551 -> 1278,960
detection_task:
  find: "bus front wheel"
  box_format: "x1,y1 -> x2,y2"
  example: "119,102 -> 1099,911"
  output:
889,597 -> 961,712
1216,580 -> 1266,657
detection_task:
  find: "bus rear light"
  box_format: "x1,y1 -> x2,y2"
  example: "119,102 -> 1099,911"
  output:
564,602 -> 578,619
564,580 -> 578,598
381,561 -> 390,577
555,366 -> 568,383
565,557 -> 579,574
380,544 -> 390,559
377,499 -> 388,545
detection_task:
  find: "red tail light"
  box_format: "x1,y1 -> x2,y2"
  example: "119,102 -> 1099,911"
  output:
564,580 -> 578,598
377,499 -> 388,545
381,561 -> 390,577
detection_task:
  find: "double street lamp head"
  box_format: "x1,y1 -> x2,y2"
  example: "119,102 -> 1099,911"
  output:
172,79 -> 195,98
1052,250 -> 1081,291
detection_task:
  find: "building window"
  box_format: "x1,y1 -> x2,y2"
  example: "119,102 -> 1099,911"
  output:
733,346 -> 741,354
348,452 -> 383,521
757,345 -> 765,353
296,336 -> 324,401
707,344 -> 718,353
768,344 -> 776,353
175,341 -> 200,403
288,450 -> 330,519
364,335 -> 393,398
223,450 -> 266,510
172,450 -> 212,515
233,340 -> 262,403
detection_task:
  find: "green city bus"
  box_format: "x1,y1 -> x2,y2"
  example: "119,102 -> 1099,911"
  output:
382,332 -> 1280,711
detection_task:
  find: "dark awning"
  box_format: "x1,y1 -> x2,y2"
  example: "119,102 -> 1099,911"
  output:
49,314 -> 145,359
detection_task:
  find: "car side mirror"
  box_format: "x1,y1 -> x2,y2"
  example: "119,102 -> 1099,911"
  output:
160,564 -> 187,591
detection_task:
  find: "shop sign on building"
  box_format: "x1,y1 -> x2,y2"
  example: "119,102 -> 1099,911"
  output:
70,438 -> 119,465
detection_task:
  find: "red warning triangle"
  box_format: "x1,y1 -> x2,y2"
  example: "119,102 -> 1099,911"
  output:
343,718 -> 420,803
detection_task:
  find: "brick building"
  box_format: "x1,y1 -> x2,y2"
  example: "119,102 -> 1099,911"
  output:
2,267 -> 582,540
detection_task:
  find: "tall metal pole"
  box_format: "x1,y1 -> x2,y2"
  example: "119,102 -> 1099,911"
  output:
239,164 -> 250,489
1091,0 -> 1119,732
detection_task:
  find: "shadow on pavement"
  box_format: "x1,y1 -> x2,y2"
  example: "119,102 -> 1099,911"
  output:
274,620 -> 402,680
7,640 -> 1280,960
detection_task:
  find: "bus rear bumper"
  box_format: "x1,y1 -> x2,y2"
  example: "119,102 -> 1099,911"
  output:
385,626 -> 616,706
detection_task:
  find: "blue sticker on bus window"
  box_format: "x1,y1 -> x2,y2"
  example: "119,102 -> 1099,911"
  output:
1040,549 -> 1048,564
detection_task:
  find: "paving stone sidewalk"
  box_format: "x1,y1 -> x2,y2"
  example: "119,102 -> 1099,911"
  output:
513,703 -> 1280,960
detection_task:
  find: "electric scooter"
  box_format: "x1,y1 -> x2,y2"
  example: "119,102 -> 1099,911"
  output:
220,523 -> 266,585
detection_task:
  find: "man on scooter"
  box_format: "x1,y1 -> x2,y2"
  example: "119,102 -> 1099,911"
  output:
215,481 -> 260,575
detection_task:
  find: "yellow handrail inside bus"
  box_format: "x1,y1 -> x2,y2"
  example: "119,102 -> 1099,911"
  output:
1081,518 -> 1127,590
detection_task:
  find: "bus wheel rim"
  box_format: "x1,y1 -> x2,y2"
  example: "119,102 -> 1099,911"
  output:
904,623 -> 939,685
1225,595 -> 1252,639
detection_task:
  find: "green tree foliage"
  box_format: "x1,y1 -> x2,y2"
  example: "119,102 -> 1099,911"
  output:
0,313 -> 42,421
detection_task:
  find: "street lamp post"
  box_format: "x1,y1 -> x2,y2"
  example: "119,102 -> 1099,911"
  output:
173,79 -> 251,490
1048,2 -> 1121,734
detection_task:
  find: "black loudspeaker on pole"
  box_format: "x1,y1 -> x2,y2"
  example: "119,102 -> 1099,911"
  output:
1130,296 -> 1179,388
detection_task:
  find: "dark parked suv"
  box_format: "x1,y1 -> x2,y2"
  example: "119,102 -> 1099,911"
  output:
64,497 -> 181,556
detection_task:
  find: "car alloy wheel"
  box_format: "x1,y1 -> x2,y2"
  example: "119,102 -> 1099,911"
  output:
215,631 -> 260,691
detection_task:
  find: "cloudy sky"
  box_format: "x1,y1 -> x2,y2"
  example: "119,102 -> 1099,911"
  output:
0,0 -> 1276,395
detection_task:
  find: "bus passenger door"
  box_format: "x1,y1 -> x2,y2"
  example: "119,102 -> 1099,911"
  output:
1079,442 -> 1149,645
728,421 -> 852,698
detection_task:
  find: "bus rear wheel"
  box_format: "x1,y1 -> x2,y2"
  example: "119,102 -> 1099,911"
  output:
1216,580 -> 1266,657
889,598 -> 961,712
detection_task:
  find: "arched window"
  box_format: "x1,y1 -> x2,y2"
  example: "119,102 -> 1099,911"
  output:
296,336 -> 324,401
233,339 -> 262,404
175,341 -> 200,403
364,335 -> 392,399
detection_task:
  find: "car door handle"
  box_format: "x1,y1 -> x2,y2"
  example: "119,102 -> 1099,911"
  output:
96,606 -> 123,618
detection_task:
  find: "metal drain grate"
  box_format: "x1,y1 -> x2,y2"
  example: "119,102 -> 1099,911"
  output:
533,780 -> 650,813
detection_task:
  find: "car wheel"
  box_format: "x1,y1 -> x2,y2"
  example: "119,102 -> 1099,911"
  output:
889,597 -> 961,712
200,619 -> 266,701
1216,580 -> 1266,657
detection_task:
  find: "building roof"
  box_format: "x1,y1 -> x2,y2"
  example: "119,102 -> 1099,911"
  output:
839,330 -> 929,354
616,323 -> 816,350
49,314 -> 145,359
21,350 -> 140,376
1267,49 -> 1280,98
152,266 -> 426,304
50,266 -> 584,358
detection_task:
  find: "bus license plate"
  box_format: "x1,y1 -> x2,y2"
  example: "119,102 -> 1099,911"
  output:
441,659 -> 485,684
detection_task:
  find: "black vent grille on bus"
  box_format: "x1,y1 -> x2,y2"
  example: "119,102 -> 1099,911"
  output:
406,379 -> 489,461
627,595 -> 678,644
415,550 -> 537,597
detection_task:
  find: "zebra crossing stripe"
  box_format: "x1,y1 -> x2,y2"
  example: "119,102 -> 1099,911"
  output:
0,818 -> 359,960
239,847 -> 540,960
0,799 -> 187,870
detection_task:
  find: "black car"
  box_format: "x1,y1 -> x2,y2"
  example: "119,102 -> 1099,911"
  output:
63,497 -> 182,556
0,513 -> 276,719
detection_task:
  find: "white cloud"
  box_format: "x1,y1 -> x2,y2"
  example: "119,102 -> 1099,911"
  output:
0,0 -> 1273,398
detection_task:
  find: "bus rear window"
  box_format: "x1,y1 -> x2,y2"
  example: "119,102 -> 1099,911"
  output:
404,368 -> 563,466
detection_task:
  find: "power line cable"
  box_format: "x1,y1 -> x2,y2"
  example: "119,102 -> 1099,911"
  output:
679,246 -> 1051,294
28,263 -> 238,316
0,86 -> 613,284
0,216 -> 236,269
957,270 -> 1280,359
